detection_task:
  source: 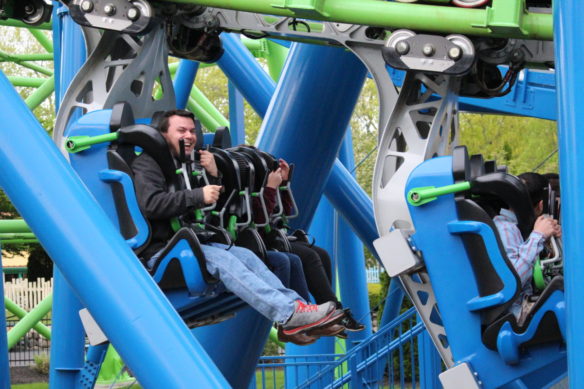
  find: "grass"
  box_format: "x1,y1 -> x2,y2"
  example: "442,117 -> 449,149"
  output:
254,368 -> 285,389
368,283 -> 382,295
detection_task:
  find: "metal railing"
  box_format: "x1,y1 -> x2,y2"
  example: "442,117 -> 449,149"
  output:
252,308 -> 422,389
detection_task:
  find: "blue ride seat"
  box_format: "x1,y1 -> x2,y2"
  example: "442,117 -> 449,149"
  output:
66,103 -> 246,326
406,146 -> 566,388
449,147 -> 565,365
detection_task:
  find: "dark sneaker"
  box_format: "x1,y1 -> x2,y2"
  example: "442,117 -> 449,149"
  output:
282,301 -> 336,335
336,331 -> 348,340
341,309 -> 365,332
277,326 -> 318,346
307,323 -> 345,337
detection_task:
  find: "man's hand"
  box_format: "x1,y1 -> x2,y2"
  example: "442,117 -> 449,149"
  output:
266,169 -> 283,189
203,185 -> 222,204
199,150 -> 219,177
534,215 -> 560,239
279,159 -> 290,181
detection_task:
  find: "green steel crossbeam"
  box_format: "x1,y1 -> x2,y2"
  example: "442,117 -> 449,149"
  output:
6,295 -> 53,349
0,220 -> 32,233
0,19 -> 52,30
4,296 -> 51,341
0,51 -> 53,76
156,0 -> 553,40
0,53 -> 53,62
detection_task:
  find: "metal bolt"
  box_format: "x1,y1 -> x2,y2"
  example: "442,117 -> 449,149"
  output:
127,7 -> 140,21
395,41 -> 410,55
448,46 -> 462,60
103,3 -> 116,16
422,44 -> 435,57
80,0 -> 94,12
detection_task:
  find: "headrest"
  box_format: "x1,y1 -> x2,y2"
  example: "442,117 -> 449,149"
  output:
110,102 -> 135,132
116,124 -> 176,185
470,172 -> 535,239
469,154 -> 485,179
452,145 -> 470,183
212,127 -> 232,149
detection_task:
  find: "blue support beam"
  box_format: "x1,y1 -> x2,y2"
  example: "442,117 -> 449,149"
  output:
174,60 -> 200,110
49,269 -> 85,389
336,134 -> 372,350
256,41 -> 366,384
49,10 -> 88,388
324,160 -> 378,256
218,33 -> 275,118
256,42 -> 367,229
228,81 -> 245,145
0,71 -> 229,388
553,2 -> 584,388
380,280 -> 405,327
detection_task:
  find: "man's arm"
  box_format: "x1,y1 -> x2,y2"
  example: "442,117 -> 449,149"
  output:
132,153 -> 207,220
494,219 -> 545,287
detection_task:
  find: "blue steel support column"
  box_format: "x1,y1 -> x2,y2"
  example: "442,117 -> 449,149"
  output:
418,330 -> 441,389
286,198 -> 337,388
256,43 -> 367,229
257,42 -> 366,386
228,81 -> 245,145
49,269 -> 85,389
0,73 -> 229,389
380,280 -> 405,327
173,60 -> 199,110
325,160 -> 378,256
0,248 -> 10,388
50,9 -> 87,388
554,2 -> 584,388
336,134 -> 372,350
218,33 -> 275,117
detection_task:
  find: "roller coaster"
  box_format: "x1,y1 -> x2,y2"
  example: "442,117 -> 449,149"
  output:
0,0 -> 580,388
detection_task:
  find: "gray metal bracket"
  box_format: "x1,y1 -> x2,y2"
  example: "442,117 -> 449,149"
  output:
372,72 -> 460,367
54,21 -> 175,153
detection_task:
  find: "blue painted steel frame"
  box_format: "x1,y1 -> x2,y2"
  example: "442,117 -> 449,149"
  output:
336,134 -> 373,349
173,60 -> 199,110
554,1 -> 584,388
0,71 -> 230,388
50,9 -> 87,388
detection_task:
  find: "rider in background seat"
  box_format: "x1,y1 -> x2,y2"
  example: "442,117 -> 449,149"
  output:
493,172 -> 561,324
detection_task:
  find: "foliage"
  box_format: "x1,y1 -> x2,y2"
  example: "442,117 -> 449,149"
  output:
33,353 -> 50,375
0,28 -> 55,257
27,246 -> 53,281
459,114 -> 558,175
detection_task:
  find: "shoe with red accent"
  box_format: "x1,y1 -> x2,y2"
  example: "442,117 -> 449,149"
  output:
282,301 -> 336,335
277,325 -> 319,346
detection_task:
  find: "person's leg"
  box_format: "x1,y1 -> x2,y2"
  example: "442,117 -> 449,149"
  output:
266,251 -> 292,288
307,244 -> 333,285
290,241 -> 339,305
201,244 -> 296,323
211,243 -> 303,303
284,253 -> 311,301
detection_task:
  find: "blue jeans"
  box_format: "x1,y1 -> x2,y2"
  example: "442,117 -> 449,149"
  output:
266,251 -> 310,301
149,243 -> 302,323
